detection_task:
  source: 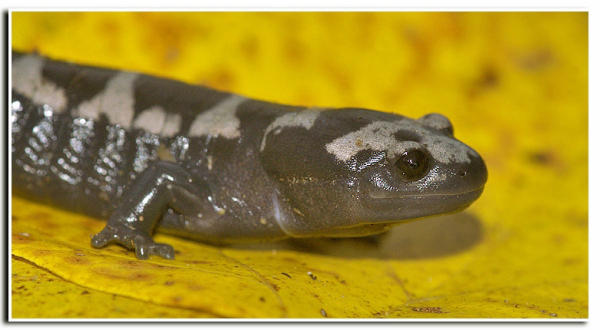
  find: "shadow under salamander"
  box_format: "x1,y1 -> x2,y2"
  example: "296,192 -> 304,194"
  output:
230,212 -> 483,260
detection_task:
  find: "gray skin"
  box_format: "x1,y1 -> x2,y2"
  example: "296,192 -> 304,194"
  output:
11,51 -> 487,260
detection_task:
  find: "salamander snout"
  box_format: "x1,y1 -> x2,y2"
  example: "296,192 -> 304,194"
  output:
451,155 -> 488,196
460,153 -> 488,190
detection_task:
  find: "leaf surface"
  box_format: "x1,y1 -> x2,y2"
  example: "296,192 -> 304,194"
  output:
11,12 -> 587,318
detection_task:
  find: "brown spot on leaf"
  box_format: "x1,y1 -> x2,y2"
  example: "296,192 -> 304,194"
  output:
187,284 -> 205,291
516,49 -> 554,71
479,67 -> 499,88
29,211 -> 51,221
152,264 -> 178,270
411,306 -> 444,313
529,149 -> 557,164
184,260 -> 210,265
204,68 -> 235,91
13,233 -> 31,243
32,249 -> 52,257
552,234 -> 565,245
283,36 -> 305,64
468,65 -> 500,97
66,255 -> 89,265
240,35 -> 259,62
322,62 -> 352,92
132,272 -> 152,280
563,258 -> 579,265
528,150 -> 565,172
94,267 -> 152,281
269,282 -> 280,291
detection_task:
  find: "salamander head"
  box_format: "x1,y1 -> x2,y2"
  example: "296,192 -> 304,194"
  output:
260,108 -> 487,233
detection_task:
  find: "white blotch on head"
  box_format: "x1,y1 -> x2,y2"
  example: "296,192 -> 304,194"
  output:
325,119 -> 475,164
260,108 -> 321,151
12,54 -> 67,112
188,94 -> 246,139
73,72 -> 138,128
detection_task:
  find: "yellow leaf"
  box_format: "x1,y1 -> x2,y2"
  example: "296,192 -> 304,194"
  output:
11,257 -> 216,318
11,11 -> 587,318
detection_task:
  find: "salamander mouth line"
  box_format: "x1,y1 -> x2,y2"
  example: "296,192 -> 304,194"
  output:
369,186 -> 485,200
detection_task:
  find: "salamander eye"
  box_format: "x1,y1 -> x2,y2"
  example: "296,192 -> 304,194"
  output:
395,149 -> 430,180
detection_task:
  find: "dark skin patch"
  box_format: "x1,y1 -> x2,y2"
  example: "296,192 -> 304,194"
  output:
40,57 -> 115,112
394,129 -> 421,142
133,74 -> 230,134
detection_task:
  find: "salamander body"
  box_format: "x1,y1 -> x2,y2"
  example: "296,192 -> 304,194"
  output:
11,51 -> 487,259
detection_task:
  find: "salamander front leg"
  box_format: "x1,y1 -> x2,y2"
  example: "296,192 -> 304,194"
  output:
91,161 -> 210,260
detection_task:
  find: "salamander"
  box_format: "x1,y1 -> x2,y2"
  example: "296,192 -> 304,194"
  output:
10,51 -> 487,260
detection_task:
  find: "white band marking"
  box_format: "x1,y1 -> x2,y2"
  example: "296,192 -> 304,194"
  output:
188,94 -> 246,139
73,72 -> 138,129
12,55 -> 67,112
260,108 -> 321,151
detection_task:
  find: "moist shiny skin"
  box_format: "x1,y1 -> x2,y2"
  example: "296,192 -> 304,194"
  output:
11,51 -> 488,260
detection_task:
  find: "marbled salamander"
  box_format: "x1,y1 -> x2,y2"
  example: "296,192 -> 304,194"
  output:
11,51 -> 487,260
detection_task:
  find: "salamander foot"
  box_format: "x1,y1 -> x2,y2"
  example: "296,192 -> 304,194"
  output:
91,223 -> 175,260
